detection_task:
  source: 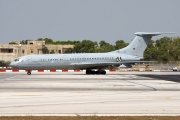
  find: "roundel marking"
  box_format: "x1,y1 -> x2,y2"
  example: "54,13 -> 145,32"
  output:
116,57 -> 119,62
119,57 -> 122,61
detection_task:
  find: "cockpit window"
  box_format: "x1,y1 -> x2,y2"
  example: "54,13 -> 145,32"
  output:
14,59 -> 19,62
14,58 -> 23,62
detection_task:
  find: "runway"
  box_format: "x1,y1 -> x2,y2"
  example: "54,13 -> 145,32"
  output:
0,71 -> 180,116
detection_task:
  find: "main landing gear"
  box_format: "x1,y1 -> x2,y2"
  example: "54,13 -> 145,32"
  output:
27,71 -> 31,75
86,69 -> 106,75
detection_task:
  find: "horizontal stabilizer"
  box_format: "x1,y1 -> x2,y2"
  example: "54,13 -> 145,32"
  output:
135,32 -> 175,36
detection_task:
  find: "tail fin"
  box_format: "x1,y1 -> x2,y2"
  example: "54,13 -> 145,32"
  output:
112,32 -> 174,57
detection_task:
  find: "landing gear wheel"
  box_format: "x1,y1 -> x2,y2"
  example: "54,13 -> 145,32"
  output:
86,70 -> 91,74
95,71 -> 100,75
86,69 -> 106,75
101,71 -> 106,75
27,71 -> 31,75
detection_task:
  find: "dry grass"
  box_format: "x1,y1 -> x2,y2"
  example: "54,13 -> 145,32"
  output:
0,116 -> 180,120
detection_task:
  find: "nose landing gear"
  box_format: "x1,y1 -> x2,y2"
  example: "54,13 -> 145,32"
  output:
27,71 -> 31,75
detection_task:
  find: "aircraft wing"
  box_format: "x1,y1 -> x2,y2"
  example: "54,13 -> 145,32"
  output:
70,61 -> 155,69
70,62 -> 120,69
70,61 -> 156,65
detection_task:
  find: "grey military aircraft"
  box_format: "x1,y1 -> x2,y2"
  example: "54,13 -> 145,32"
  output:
10,32 -> 173,75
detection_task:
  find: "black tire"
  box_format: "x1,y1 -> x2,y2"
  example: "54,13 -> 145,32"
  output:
86,71 -> 90,74
86,70 -> 92,74
95,71 -> 100,75
27,72 -> 31,75
91,71 -> 96,74
101,71 -> 106,75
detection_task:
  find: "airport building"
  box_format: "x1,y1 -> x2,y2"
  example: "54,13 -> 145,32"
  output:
0,40 -> 74,62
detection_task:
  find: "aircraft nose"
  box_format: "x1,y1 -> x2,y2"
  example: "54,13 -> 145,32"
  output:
10,62 -> 15,67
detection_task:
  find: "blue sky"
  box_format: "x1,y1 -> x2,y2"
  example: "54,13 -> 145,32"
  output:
0,0 -> 179,44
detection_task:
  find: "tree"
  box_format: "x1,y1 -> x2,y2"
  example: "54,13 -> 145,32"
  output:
50,50 -> 55,54
52,40 -> 80,45
37,38 -> 53,44
156,37 -> 172,62
114,40 -> 129,50
170,37 -> 180,61
98,40 -> 115,52
20,40 -> 28,44
9,42 -> 17,44
73,40 -> 97,53
144,37 -> 180,62
64,48 -> 75,53
144,40 -> 156,60
0,60 -> 10,67
41,46 -> 49,54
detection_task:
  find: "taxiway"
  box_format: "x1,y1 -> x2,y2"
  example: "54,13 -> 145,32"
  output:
0,71 -> 180,116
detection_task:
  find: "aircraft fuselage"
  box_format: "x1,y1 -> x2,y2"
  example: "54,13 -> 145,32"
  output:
10,53 -> 140,70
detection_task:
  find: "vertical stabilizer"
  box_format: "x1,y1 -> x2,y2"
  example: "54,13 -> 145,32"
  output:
112,32 -> 174,57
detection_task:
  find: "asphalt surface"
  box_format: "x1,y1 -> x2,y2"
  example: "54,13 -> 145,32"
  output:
137,74 -> 180,83
0,71 -> 180,116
